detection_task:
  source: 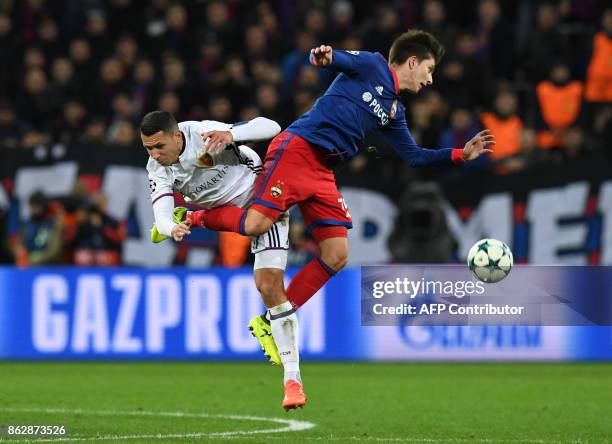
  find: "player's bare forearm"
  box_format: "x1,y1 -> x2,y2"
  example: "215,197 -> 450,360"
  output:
310,45 -> 333,67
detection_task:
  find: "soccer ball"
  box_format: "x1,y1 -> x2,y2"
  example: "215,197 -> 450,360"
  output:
467,238 -> 513,283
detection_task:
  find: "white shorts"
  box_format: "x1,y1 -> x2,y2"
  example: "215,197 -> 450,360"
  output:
252,213 -> 289,270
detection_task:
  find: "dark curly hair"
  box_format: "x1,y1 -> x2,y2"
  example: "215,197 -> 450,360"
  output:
388,29 -> 445,65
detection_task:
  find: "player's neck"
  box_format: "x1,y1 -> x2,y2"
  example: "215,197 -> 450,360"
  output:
175,130 -> 186,163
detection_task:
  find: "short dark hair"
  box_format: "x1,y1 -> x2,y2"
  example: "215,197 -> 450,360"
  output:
140,110 -> 178,136
389,29 -> 445,66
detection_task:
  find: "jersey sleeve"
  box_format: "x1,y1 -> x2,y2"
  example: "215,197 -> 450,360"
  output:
198,120 -> 233,133
312,50 -> 376,75
382,118 -> 465,167
147,159 -> 174,204
147,160 -> 176,236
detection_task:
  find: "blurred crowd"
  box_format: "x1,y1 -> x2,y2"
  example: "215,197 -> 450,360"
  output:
0,0 -> 610,161
0,0 -> 611,266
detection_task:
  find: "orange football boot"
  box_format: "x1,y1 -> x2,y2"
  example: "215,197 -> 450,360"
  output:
282,379 -> 307,410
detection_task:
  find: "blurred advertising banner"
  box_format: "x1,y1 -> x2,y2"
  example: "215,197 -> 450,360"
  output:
0,267 -> 610,361
1,146 -> 612,266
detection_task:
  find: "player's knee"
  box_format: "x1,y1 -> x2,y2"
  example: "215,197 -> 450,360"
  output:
321,247 -> 349,272
244,211 -> 274,236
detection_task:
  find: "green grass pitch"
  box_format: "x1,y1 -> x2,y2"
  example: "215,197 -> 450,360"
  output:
0,362 -> 610,443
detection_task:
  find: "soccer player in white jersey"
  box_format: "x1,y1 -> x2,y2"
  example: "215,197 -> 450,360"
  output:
140,110 -> 306,410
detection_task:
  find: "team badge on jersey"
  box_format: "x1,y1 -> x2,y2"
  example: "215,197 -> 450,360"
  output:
197,152 -> 214,167
390,100 -> 398,119
270,180 -> 284,198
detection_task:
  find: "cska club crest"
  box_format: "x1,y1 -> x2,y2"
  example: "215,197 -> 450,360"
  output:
197,152 -> 214,167
390,100 -> 398,119
270,180 -> 284,198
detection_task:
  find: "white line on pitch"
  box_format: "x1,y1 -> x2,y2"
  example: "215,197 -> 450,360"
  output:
0,406 -> 315,442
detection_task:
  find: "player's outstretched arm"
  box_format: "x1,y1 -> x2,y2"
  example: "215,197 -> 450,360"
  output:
461,129 -> 495,161
202,117 -> 281,153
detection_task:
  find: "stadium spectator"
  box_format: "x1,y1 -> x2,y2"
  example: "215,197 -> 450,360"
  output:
68,38 -> 96,90
0,13 -> 18,97
220,56 -> 253,113
91,57 -> 125,118
73,194 -> 125,266
329,0 -> 355,43
81,118 -> 107,145
281,31 -> 317,90
419,0 -> 458,49
161,57 -> 194,111
361,5 -> 401,53
16,68 -> 61,130
217,232 -> 251,267
584,8 -> 612,104
208,95 -> 234,122
13,191 -> 63,266
0,102 -> 21,149
388,182 -> 455,263
107,119 -> 137,148
440,108 -> 481,150
37,18 -> 61,59
481,89 -> 524,162
475,0 -> 514,80
50,57 -> 81,103
56,101 -> 87,144
203,0 -> 239,54
452,31 -> 494,108
535,63 -> 583,149
85,9 -> 113,57
114,34 -> 139,73
130,59 -> 159,117
521,2 -> 570,83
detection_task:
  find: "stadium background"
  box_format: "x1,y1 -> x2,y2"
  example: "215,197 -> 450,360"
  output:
0,0 -> 612,443
0,1 -> 611,442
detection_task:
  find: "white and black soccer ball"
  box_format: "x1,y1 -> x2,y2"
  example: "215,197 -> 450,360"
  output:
467,238 -> 513,283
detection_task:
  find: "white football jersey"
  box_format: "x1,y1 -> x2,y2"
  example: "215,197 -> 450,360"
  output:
147,120 -> 262,209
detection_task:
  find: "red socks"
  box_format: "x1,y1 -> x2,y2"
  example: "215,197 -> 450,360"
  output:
286,258 -> 336,308
188,207 -> 247,235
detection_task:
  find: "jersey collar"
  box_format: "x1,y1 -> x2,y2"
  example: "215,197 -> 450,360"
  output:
388,64 -> 400,95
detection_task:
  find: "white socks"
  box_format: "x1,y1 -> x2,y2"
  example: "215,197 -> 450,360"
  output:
268,301 -> 301,383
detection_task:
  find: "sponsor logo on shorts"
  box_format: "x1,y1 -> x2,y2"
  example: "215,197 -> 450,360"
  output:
270,180 -> 284,198
362,91 -> 373,102
347,51 -> 360,55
